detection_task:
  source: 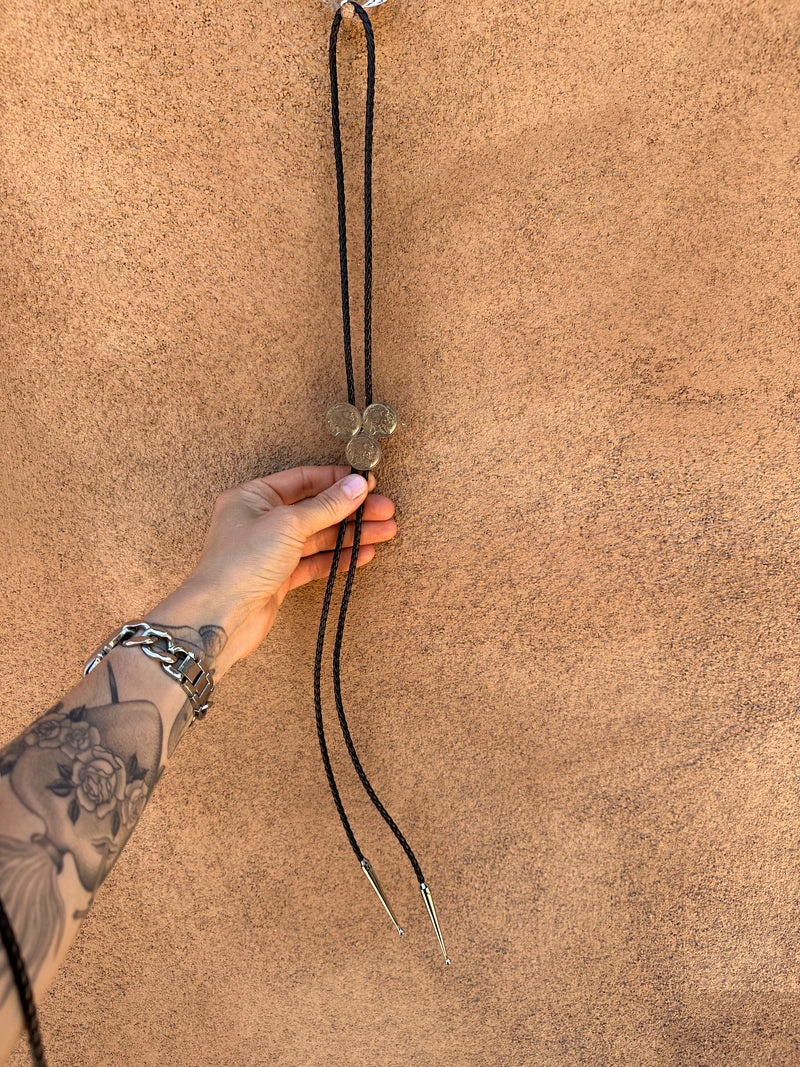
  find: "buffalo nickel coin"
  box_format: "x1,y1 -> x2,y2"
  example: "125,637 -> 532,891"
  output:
326,402 -> 362,439
362,401 -> 398,438
345,433 -> 382,470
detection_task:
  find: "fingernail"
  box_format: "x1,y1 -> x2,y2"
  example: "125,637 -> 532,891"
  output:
341,474 -> 367,499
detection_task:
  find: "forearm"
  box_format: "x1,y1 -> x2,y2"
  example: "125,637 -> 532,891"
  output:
0,465 -> 386,1063
0,584 -> 237,1063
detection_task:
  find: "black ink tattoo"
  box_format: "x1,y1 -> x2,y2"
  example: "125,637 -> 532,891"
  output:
151,622 -> 226,664
0,621 -> 227,1012
0,679 -> 161,1007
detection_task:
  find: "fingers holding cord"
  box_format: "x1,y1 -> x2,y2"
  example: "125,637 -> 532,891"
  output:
300,514 -> 397,558
287,541 -> 376,592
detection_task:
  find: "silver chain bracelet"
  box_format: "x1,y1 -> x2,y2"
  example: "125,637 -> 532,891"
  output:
83,620 -> 215,724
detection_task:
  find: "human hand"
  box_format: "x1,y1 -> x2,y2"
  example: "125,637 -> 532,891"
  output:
152,465 -> 397,676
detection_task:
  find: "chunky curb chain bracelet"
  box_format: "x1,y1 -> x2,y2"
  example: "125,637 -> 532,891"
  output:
83,621 -> 215,723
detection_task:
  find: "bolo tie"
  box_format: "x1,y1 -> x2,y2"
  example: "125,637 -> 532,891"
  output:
0,6 -> 449,1066
316,0 -> 449,964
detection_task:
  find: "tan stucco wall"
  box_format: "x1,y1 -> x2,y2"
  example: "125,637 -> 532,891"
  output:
2,0 -> 800,1063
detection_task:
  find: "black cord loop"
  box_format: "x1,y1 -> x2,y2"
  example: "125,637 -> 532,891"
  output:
316,0 -> 426,887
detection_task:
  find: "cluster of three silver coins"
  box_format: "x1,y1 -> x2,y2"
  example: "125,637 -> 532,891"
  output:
326,401 -> 399,471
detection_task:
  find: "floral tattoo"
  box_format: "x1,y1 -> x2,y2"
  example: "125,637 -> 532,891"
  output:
28,704 -> 151,836
0,620 -> 226,1011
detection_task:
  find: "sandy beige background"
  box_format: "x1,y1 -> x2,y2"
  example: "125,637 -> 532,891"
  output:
1,0 -> 800,1063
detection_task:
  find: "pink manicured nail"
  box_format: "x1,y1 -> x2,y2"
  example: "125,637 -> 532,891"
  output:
341,474 -> 367,499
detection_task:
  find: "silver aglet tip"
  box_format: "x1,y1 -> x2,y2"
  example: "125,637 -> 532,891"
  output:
420,881 -> 450,965
361,858 -> 404,937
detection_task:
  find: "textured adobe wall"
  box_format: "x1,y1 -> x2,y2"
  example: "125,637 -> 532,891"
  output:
2,0 -> 800,1063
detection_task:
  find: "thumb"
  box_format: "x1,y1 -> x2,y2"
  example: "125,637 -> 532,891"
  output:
289,473 -> 370,538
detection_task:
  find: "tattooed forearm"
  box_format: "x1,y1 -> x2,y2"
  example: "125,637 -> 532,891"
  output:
0,620 -> 227,1039
0,661 -> 162,1009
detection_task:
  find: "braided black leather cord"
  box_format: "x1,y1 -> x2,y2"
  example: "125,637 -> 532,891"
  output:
332,507 -> 426,884
314,507 -> 364,862
0,891 -> 47,1066
319,1 -> 426,886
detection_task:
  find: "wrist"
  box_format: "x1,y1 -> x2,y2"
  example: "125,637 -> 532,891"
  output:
144,580 -> 246,681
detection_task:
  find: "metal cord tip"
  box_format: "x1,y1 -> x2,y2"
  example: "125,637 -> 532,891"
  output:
361,858 -> 404,937
419,882 -> 450,965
